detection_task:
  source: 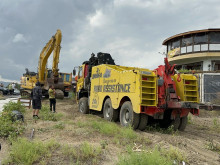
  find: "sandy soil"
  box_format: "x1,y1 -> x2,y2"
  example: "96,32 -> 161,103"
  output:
1,99 -> 220,164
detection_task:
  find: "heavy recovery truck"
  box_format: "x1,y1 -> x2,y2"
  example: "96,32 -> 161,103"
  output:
74,52 -> 199,131
21,29 -> 71,98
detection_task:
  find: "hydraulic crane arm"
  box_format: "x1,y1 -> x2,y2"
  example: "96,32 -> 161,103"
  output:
38,29 -> 62,82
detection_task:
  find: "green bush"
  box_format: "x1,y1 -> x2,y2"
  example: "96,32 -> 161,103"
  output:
117,149 -> 173,165
3,138 -> 60,165
0,113 -> 24,138
40,105 -> 63,121
3,101 -> 26,114
0,102 -> 25,138
162,146 -> 188,163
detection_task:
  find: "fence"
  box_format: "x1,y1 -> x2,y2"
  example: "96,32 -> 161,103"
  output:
18,98 -> 32,109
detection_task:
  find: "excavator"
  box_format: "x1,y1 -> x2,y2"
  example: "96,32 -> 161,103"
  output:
20,29 -> 71,99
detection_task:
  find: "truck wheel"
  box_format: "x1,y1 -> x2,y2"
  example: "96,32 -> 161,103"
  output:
79,97 -> 89,114
120,101 -> 140,129
171,117 -> 181,131
138,114 -> 148,131
103,98 -> 119,122
178,116 -> 188,131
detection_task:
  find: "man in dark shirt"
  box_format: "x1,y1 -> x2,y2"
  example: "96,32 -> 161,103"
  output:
32,81 -> 42,119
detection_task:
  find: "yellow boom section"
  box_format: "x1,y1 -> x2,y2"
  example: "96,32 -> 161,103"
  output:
38,29 -> 62,82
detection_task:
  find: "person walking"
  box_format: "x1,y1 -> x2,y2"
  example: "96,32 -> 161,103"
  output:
32,82 -> 42,119
49,85 -> 56,113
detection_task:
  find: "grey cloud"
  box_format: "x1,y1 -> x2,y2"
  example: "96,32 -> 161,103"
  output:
0,0 -> 220,81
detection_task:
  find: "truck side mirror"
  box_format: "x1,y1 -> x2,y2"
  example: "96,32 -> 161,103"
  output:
73,69 -> 76,76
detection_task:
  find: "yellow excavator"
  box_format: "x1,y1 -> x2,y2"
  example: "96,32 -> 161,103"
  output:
20,29 -> 71,98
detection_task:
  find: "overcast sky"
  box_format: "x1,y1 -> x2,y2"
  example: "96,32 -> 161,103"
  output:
0,0 -> 220,82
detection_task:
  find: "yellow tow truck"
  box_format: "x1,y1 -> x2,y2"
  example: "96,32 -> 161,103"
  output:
74,52 -> 199,131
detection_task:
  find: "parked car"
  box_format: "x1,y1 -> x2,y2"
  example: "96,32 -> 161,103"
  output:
13,89 -> 20,95
0,87 -> 9,95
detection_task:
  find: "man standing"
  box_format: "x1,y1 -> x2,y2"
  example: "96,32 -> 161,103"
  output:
49,85 -> 56,113
8,83 -> 13,95
32,82 -> 42,119
12,82 -> 15,94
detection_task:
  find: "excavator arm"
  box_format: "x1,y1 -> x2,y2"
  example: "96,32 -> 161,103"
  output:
52,29 -> 62,78
38,29 -> 62,83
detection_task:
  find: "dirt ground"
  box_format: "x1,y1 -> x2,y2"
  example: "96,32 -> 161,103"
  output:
1,99 -> 220,164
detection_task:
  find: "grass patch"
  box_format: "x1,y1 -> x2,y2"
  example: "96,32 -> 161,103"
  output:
145,124 -> 178,135
40,105 -> 63,121
162,146 -> 188,164
53,122 -> 65,129
0,102 -> 26,138
206,139 -> 220,154
117,148 -> 173,165
3,138 -> 60,165
118,146 -> 187,165
76,118 -> 151,146
90,120 -> 138,143
68,91 -> 76,99
187,115 -> 193,124
212,118 -> 220,129
62,142 -> 102,164
90,120 -> 137,140
211,118 -> 220,133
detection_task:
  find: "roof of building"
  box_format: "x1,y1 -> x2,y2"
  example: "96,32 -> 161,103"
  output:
162,28 -> 220,45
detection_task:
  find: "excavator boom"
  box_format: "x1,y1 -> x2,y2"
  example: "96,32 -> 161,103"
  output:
52,29 -> 62,78
38,29 -> 62,82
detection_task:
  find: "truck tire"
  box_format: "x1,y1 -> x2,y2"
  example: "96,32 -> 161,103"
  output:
79,97 -> 89,114
120,101 -> 140,129
103,98 -> 119,122
171,117 -> 181,131
138,114 -> 148,131
178,116 -> 188,131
